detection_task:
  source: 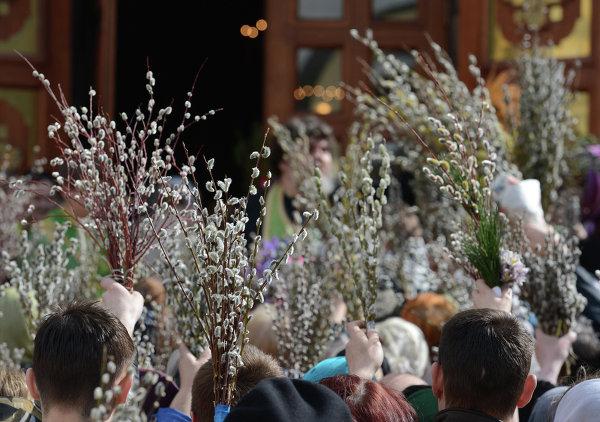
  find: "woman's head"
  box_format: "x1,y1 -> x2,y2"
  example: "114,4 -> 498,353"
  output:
400,292 -> 458,355
375,317 -> 429,377
320,375 -> 417,422
554,378 -> 600,421
0,366 -> 28,398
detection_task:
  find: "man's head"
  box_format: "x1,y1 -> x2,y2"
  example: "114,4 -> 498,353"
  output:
432,309 -> 536,420
25,300 -> 135,419
191,344 -> 282,422
272,115 -> 337,180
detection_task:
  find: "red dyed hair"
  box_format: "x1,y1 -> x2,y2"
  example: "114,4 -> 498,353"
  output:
320,375 -> 417,422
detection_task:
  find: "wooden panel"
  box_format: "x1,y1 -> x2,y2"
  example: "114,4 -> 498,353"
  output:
97,0 -> 117,118
264,0 -> 449,145
264,0 -> 295,122
457,0 -> 600,136
0,0 -> 71,170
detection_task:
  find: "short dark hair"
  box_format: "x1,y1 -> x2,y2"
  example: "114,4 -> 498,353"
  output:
33,300 -> 135,417
438,309 -> 534,419
191,344 -> 283,421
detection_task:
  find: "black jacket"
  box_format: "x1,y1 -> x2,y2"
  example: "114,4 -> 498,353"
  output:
435,408 -> 502,422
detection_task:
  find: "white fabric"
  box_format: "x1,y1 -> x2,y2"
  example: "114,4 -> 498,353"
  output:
553,379 -> 600,421
493,174 -> 545,226
375,317 -> 430,377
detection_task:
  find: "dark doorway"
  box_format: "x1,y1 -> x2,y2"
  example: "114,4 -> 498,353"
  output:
115,0 -> 265,193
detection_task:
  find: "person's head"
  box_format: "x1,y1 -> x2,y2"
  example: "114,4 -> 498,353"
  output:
432,309 -> 536,420
554,378 -> 600,421
191,344 -> 282,422
0,366 -> 37,422
225,377 -> 352,422
25,300 -> 135,420
528,386 -> 568,422
400,292 -> 457,356
135,276 -> 166,306
320,375 -> 417,422
376,317 -> 429,377
0,366 -> 28,398
272,115 -> 337,180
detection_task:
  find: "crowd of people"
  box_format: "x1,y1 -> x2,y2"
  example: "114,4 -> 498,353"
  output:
2,274 -> 600,421
0,113 -> 599,422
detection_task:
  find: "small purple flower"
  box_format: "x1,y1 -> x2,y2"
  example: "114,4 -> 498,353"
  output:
256,237 -> 287,275
500,249 -> 529,287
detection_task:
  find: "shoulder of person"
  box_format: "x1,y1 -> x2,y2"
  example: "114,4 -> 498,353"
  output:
153,407 -> 191,422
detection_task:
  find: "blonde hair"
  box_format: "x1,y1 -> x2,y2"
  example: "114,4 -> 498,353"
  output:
0,366 -> 28,398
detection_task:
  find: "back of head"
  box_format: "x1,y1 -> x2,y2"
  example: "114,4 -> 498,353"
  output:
226,377 -> 352,422
401,292 -> 457,354
0,366 -> 27,398
32,300 -> 134,417
376,317 -> 429,377
554,378 -> 600,422
320,375 -> 417,422
438,308 -> 534,419
135,276 -> 166,305
192,344 -> 283,421
554,378 -> 600,421
0,366 -> 39,421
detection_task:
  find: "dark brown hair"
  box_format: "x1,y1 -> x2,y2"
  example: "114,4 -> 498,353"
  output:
191,344 -> 283,421
32,300 -> 135,417
438,308 -> 534,419
320,375 -> 417,422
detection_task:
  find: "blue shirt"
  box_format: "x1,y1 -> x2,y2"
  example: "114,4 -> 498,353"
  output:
154,408 -> 191,422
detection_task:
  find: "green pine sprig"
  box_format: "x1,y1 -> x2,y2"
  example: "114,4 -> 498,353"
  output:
462,203 -> 503,288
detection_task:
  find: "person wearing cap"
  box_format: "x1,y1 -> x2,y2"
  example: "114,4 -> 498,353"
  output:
225,377 -> 353,421
303,320 -> 384,383
553,378 -> 600,421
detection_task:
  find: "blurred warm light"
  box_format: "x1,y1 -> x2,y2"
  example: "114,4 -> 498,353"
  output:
240,25 -> 251,36
256,19 -> 268,31
293,88 -> 305,100
549,4 -> 563,22
295,84 -> 343,103
314,102 -> 332,115
248,27 -> 259,38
